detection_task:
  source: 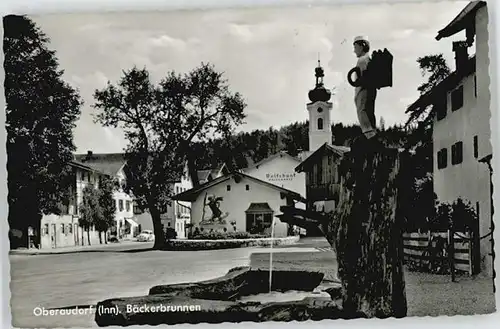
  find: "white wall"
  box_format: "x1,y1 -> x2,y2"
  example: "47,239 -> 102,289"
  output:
307,101 -> 332,152
40,214 -> 102,249
433,5 -> 492,275
190,176 -> 291,237
165,168 -> 193,239
243,154 -> 306,198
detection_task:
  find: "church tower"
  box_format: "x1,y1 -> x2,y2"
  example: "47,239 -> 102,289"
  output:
307,60 -> 333,152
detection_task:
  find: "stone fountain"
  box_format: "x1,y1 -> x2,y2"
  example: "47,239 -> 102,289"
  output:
94,141 -> 408,326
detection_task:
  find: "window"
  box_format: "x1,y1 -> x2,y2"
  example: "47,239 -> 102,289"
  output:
176,186 -> 179,194
227,185 -> 231,191
451,85 -> 464,111
451,141 -> 463,165
246,212 -> 273,234
317,117 -> 324,130
167,222 -> 171,227
119,200 -> 124,211
317,107 -> 323,113
176,204 -> 180,215
246,185 -> 250,191
473,135 -> 478,158
43,224 -> 49,235
61,224 -> 65,234
437,148 -> 448,169
474,75 -> 477,98
68,224 -> 73,234
435,95 -> 447,121
126,201 -> 130,212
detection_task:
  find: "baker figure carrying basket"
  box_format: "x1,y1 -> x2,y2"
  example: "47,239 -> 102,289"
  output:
347,36 -> 393,141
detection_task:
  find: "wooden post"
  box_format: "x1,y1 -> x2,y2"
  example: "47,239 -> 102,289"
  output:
448,228 -> 456,282
324,143 -> 407,318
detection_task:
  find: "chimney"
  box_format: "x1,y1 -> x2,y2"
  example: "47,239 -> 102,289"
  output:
453,41 -> 468,72
85,150 -> 93,161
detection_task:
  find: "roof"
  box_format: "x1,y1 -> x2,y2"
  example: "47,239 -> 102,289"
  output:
436,1 -> 486,40
210,163 -> 228,177
406,56 -> 476,114
197,170 -> 212,183
295,143 -> 350,173
243,151 -> 302,172
245,203 -> 274,213
172,171 -> 305,202
69,160 -> 95,172
73,153 -> 126,177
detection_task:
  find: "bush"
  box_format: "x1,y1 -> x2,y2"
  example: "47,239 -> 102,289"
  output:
189,231 -> 270,240
164,228 -> 177,241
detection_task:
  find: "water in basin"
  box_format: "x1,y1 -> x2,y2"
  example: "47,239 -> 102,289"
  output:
238,289 -> 331,303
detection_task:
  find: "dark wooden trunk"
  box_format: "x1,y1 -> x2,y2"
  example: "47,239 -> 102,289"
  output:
87,229 -> 91,246
322,145 -> 407,318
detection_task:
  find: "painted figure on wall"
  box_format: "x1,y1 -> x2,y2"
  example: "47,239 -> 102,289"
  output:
201,193 -> 230,224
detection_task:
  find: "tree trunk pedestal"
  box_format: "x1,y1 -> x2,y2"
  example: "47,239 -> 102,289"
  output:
323,141 -> 408,318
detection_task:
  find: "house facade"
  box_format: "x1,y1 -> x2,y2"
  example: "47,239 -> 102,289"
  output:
162,168 -> 193,239
295,143 -> 350,213
408,1 -> 493,275
37,152 -> 139,249
242,151 -> 306,197
173,172 -> 303,238
39,161 -> 105,249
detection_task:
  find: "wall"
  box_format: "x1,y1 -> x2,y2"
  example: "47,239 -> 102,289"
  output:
474,4 -> 493,275
40,214 -> 101,249
190,176 -> 290,237
433,5 -> 492,275
243,154 -> 306,198
307,101 -> 332,152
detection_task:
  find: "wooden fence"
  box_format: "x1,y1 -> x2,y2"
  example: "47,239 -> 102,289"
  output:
402,232 -> 473,275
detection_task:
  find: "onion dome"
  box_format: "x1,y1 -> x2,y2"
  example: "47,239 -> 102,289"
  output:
308,60 -> 331,102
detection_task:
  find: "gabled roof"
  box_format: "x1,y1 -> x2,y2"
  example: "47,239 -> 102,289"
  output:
211,163 -> 228,177
295,143 -> 350,173
172,171 -> 305,202
436,1 -> 486,40
73,152 -> 126,177
243,151 -> 301,171
406,56 -> 476,114
197,170 -> 213,183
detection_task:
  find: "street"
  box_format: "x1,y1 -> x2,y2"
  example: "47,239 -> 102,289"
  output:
9,242 -> 265,327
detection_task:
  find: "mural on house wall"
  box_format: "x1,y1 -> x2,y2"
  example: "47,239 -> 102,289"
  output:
200,193 -> 230,224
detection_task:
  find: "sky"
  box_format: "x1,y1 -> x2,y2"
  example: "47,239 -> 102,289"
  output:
31,0 -> 470,154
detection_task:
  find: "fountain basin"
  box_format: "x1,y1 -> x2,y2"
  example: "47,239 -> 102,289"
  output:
94,266 -> 346,326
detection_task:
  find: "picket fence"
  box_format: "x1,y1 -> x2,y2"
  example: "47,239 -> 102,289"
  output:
402,232 -> 473,275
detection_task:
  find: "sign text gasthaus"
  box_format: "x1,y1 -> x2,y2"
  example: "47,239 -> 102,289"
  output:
266,173 -> 297,181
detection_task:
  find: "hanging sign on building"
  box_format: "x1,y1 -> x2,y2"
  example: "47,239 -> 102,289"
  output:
266,172 -> 297,181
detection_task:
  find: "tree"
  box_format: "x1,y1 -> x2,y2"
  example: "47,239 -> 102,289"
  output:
405,54 -> 450,126
4,15 -> 83,248
79,186 -> 101,246
93,63 -> 246,249
95,176 -> 117,244
379,117 -> 386,131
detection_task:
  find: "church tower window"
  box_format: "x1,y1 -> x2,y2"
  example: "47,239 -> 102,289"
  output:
317,118 -> 324,130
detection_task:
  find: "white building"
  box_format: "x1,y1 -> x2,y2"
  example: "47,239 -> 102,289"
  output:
407,1 -> 492,275
173,172 -> 304,237
73,152 -> 138,240
243,151 -> 305,196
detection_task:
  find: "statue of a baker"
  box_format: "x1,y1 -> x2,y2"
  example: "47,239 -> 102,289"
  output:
347,36 -> 393,141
